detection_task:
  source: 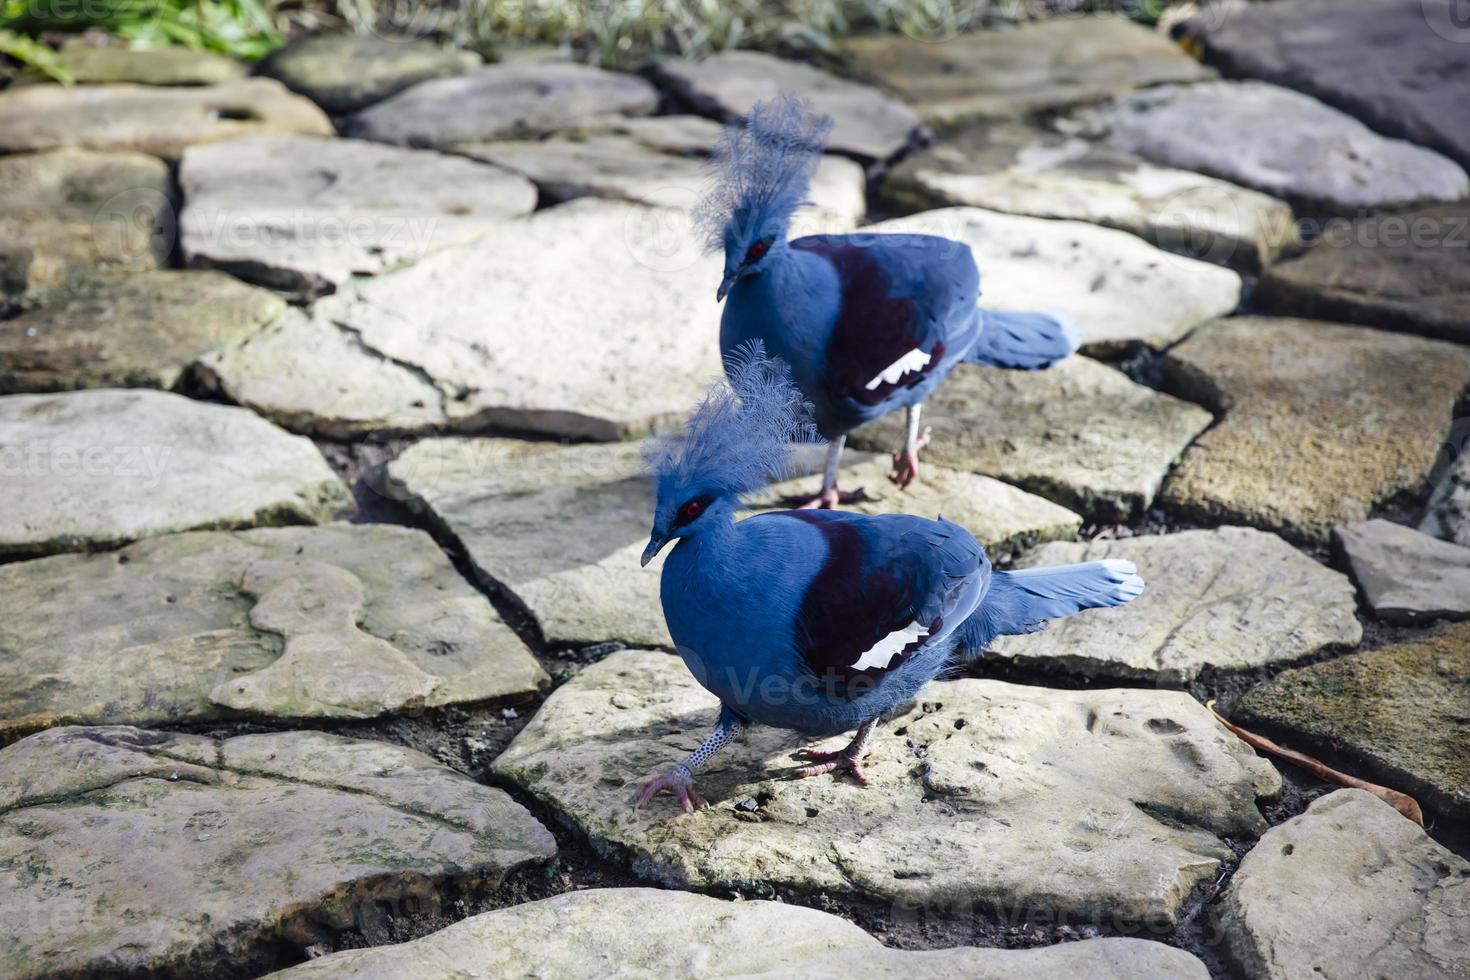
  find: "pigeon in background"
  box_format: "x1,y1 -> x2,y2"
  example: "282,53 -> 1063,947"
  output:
701,95 -> 1081,508
635,344 -> 1142,813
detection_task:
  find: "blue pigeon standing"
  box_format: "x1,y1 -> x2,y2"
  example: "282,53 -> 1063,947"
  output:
635,344 -> 1143,812
700,95 -> 1082,508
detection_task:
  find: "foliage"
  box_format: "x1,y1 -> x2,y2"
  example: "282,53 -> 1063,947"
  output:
1,0 -> 284,68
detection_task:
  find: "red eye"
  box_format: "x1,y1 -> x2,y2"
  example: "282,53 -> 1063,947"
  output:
679,499 -> 703,521
746,240 -> 768,263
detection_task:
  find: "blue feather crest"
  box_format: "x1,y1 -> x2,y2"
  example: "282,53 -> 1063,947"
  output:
694,94 -> 833,253
646,341 -> 820,499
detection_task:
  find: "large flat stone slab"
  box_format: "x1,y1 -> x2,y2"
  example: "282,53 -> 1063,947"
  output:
0,78 -> 333,158
348,62 -> 657,147
23,41 -> 245,86
1333,519 -> 1470,625
494,650 -> 1280,926
0,148 -> 173,296
755,447 -> 1085,556
386,439 -> 1086,649
0,271 -> 284,392
205,198 -> 726,440
1089,81 -> 1469,213
0,388 -> 350,559
1184,0 -> 1470,171
837,15 -> 1213,126
1236,624 -> 1470,823
456,135 -> 866,231
195,307 -> 448,438
180,134 -> 536,298
0,523 -> 548,739
257,34 -> 480,114
885,124 -> 1295,272
991,527 -> 1361,683
1161,317 -> 1470,543
866,207 -> 1241,352
651,50 -> 922,161
267,887 -> 1210,979
1255,203 -> 1470,345
0,725 -> 555,978
853,358 -> 1213,522
1216,789 -> 1470,979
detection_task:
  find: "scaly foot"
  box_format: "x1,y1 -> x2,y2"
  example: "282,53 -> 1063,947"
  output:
782,486 -> 869,510
795,743 -> 876,786
634,764 -> 707,813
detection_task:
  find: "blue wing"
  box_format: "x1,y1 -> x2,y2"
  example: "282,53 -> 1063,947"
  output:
790,233 -> 982,414
759,509 -> 988,695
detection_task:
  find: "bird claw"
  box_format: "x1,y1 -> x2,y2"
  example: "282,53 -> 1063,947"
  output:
634,765 -> 707,813
888,451 -> 921,488
794,744 -> 875,787
784,486 -> 869,510
889,427 -> 932,488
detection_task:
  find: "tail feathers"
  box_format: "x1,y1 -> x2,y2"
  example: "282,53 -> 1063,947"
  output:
968,309 -> 1082,370
959,559 -> 1143,654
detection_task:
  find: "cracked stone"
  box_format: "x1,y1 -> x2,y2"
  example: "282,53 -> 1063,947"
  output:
1216,789 -> 1470,979
0,78 -> 333,158
0,271 -> 285,393
0,148 -> 173,297
1255,202 -> 1470,346
0,523 -> 551,738
0,725 -> 555,977
836,15 -> 1213,126
1087,80 -> 1469,213
1161,317 -> 1470,543
650,50 -> 922,161
1182,0 -> 1470,171
385,439 -> 1085,648
179,134 -> 536,299
0,388 -> 351,559
1235,623 -> 1470,824
853,358 -> 1213,522
1333,519 -> 1470,625
347,62 -> 658,147
266,887 -> 1210,979
864,207 -> 1241,352
990,527 -> 1361,683
884,123 -> 1295,273
493,650 -> 1280,926
456,134 -> 866,231
256,34 -> 481,114
210,198 -> 725,441
195,307 -> 448,438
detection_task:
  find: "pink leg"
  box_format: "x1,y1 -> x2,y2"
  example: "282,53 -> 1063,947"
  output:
634,711 -> 743,815
795,719 -> 878,787
780,436 -> 868,510
889,405 -> 931,489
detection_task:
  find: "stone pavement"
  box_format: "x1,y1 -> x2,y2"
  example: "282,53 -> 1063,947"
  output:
1,11 -> 1466,977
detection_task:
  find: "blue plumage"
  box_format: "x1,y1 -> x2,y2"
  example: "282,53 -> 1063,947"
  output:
635,346 -> 1144,813
706,95 -> 1083,505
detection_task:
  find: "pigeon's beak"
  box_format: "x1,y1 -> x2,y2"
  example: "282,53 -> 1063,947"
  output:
640,532 -> 670,567
716,274 -> 735,303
